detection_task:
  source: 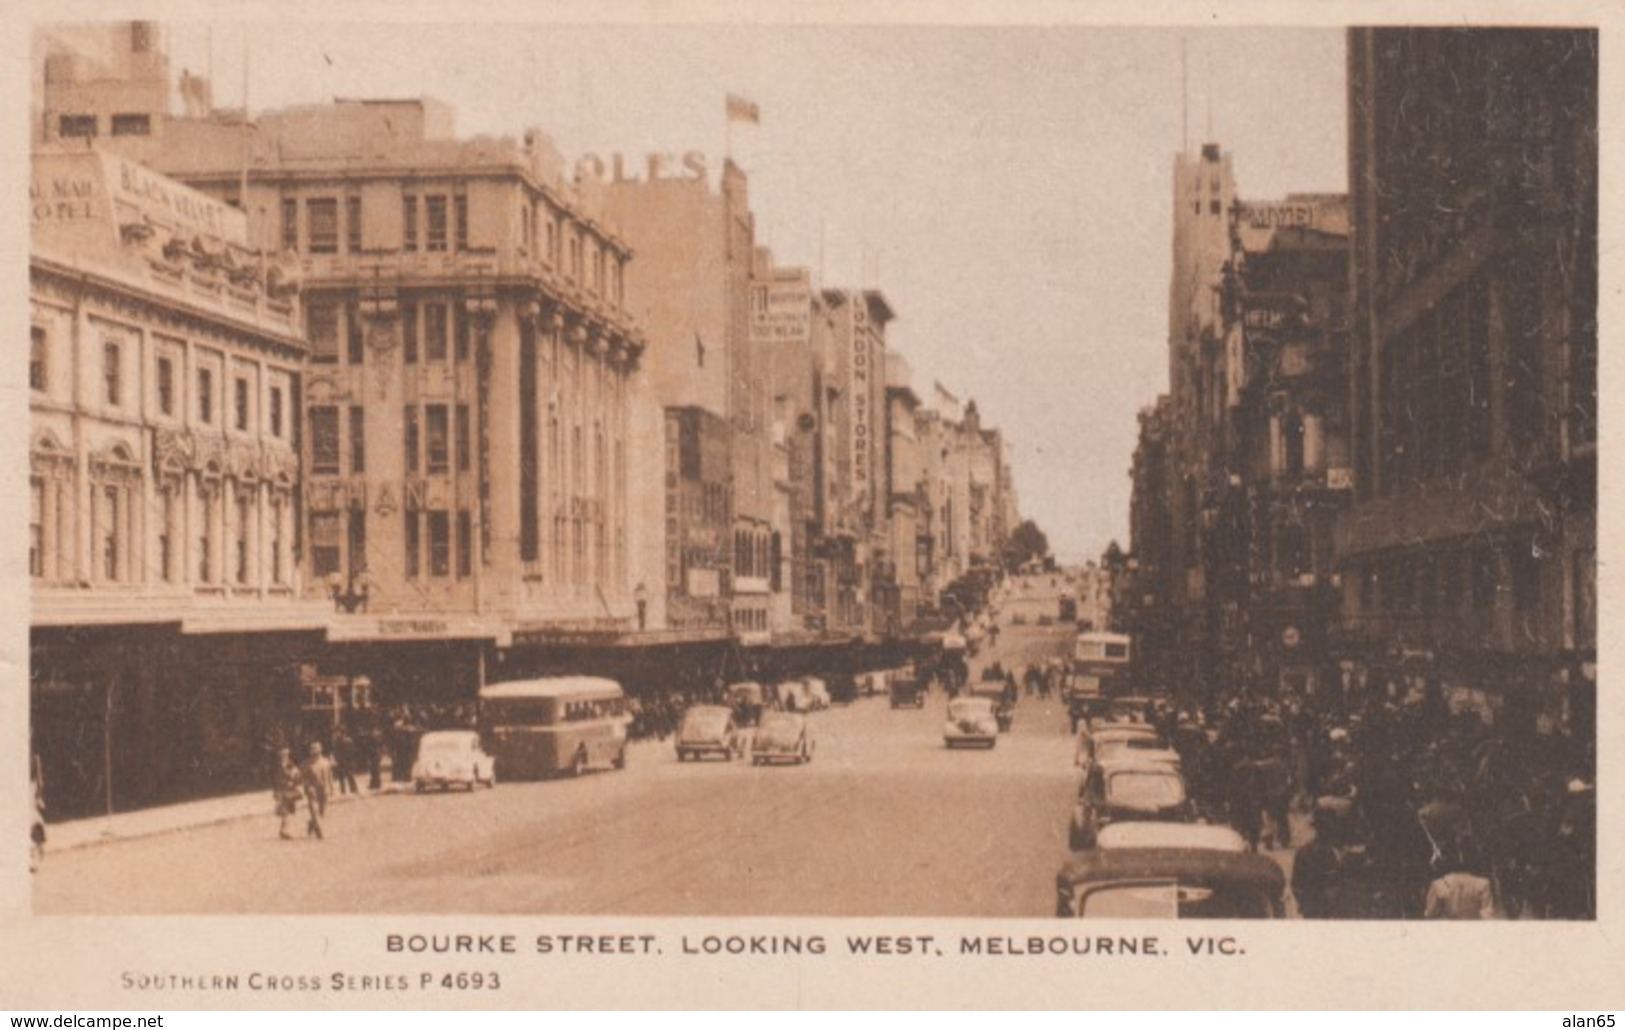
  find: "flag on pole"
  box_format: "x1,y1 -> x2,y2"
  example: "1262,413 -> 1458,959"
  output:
726,93 -> 760,124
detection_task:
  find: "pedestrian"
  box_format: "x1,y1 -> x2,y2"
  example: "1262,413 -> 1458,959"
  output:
332,727 -> 360,796
1424,852 -> 1500,920
1292,800 -> 1349,919
1258,749 -> 1293,849
302,741 -> 335,840
1228,753 -> 1266,853
272,747 -> 304,840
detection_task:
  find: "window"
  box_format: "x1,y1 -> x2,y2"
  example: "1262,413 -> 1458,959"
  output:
428,511 -> 451,576
59,114 -> 97,138
456,404 -> 471,471
346,303 -> 364,364
457,511 -> 473,578
310,406 -> 340,475
157,356 -> 175,415
402,194 -> 418,251
198,368 -> 214,423
347,511 -> 367,579
281,198 -> 298,251
308,303 -> 339,363
1471,551 -> 1498,614
569,233 -> 582,281
426,405 -> 450,474
454,195 -> 468,252
1511,543 -> 1541,616
269,386 -> 284,438
349,406 -> 365,473
345,195 -> 362,253
236,493 -> 252,583
159,488 -> 176,583
101,485 -> 121,581
199,492 -> 215,583
30,327 -> 47,392
306,198 -> 338,253
269,497 -> 284,585
405,511 -> 420,579
425,195 -> 448,252
103,341 -> 122,406
29,478 -> 43,579
402,304 -> 418,364
423,302 -> 448,362
454,306 -> 470,362
405,406 -> 420,473
310,512 -> 342,579
234,377 -> 250,431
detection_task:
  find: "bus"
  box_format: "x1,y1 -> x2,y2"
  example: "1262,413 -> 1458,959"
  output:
1071,631 -> 1133,698
478,677 -> 629,779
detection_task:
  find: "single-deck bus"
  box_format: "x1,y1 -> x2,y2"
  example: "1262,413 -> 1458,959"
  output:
478,677 -> 629,779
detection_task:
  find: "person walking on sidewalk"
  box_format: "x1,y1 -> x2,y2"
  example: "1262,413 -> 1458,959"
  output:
302,742 -> 335,840
272,747 -> 305,840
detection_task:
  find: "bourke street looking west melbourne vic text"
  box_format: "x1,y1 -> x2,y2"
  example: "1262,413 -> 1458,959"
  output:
27,22 -> 1595,920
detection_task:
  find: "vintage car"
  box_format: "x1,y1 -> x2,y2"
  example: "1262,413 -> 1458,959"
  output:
779,678 -> 831,713
968,683 -> 1015,732
752,712 -> 814,765
1076,724 -> 1173,769
725,681 -> 766,727
889,675 -> 927,709
1068,757 -> 1193,850
412,730 -> 497,792
1055,848 -> 1287,918
676,705 -> 746,762
944,696 -> 1000,749
1095,821 -> 1248,853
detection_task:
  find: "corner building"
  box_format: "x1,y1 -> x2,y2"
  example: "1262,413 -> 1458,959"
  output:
54,67 -> 648,691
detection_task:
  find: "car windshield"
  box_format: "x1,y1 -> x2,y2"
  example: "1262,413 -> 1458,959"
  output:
1079,882 -> 1273,919
756,717 -> 800,741
1105,770 -> 1186,808
948,699 -> 991,720
418,736 -> 472,755
682,709 -> 730,736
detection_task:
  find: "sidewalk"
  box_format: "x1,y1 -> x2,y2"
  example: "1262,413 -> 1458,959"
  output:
47,781 -> 411,853
44,735 -> 672,853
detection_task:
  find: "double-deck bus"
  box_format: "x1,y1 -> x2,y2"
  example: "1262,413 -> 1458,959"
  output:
1071,631 -> 1133,698
478,677 -> 629,779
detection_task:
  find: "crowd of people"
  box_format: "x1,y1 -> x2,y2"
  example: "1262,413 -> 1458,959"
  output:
1135,680 -> 1595,920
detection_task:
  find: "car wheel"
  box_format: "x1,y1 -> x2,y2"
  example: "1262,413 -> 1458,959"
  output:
612,748 -> 626,771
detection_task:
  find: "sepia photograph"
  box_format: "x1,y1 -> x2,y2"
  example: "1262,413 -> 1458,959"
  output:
4,0 -> 1617,1011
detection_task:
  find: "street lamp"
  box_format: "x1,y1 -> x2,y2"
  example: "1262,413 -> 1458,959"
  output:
634,581 -> 648,631
329,570 -> 370,614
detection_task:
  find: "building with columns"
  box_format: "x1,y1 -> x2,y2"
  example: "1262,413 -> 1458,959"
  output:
30,145 -> 322,817
40,28 -> 648,698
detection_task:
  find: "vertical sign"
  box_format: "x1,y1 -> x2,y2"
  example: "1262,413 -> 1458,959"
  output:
850,300 -> 872,522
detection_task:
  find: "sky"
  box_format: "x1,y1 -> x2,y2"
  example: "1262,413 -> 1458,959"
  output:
162,22 -> 1348,564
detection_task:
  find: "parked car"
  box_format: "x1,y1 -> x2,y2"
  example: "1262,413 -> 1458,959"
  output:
804,677 -> 832,710
412,730 -> 497,792
1068,758 -> 1193,850
676,705 -> 745,762
1055,848 -> 1287,918
944,697 -> 1000,749
752,712 -> 814,765
889,675 -> 927,709
1082,725 -> 1176,770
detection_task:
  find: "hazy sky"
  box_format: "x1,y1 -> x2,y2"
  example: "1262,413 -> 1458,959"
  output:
166,23 -> 1347,563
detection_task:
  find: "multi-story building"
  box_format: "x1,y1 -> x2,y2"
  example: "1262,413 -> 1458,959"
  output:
41,32 -> 648,696
813,288 -> 896,636
603,161 -> 778,639
1226,194 -> 1352,695
662,406 -> 733,632
1341,28 -> 1596,729
883,353 -> 923,635
30,145 -> 318,816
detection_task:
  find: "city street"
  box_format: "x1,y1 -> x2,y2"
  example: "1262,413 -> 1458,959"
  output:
37,624 -> 1092,918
